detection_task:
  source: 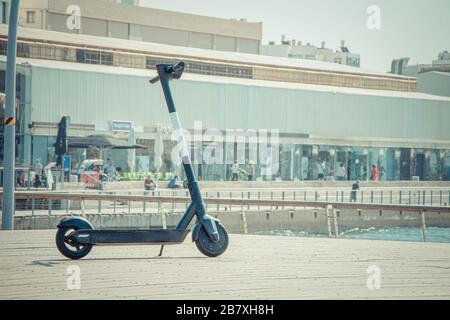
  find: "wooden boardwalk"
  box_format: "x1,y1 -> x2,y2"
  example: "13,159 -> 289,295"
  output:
1,230 -> 450,299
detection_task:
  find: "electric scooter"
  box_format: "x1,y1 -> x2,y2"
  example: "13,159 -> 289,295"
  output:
55,62 -> 229,260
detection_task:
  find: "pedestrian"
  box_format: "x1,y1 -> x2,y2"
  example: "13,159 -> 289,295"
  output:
317,160 -> 325,180
370,165 -> 379,181
350,180 -> 360,202
231,161 -> 240,181
167,175 -> 182,189
247,162 -> 254,181
144,176 -> 157,191
33,159 -> 43,188
336,162 -> 346,181
379,166 -> 385,181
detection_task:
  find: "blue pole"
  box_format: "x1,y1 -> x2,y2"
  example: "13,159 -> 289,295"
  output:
2,0 -> 20,230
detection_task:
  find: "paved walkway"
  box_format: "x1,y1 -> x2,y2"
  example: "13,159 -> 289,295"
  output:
1,230 -> 450,299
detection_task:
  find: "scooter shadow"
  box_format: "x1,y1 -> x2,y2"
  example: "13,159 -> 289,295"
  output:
31,255 -> 208,267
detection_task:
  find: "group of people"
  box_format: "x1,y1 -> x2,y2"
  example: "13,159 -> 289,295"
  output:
335,162 -> 385,181
231,161 -> 254,181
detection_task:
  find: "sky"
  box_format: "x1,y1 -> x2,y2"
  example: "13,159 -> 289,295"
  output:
140,0 -> 450,72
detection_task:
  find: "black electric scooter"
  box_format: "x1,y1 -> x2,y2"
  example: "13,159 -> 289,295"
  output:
55,62 -> 229,260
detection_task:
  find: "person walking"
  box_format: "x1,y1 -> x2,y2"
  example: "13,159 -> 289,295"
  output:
317,160 -> 325,180
336,162 -> 346,181
247,163 -> 254,181
33,159 -> 43,188
231,161 -> 240,181
370,165 -> 379,181
350,180 -> 360,202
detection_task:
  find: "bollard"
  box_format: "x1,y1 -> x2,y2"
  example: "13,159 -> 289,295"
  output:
248,191 -> 251,210
431,190 -> 433,206
98,200 -> 102,214
380,190 -> 383,204
370,191 -> 374,203
399,191 -> 402,204
31,198 -> 35,216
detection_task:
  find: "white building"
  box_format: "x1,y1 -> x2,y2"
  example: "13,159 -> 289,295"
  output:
262,37 -> 360,67
1,0 -> 262,54
391,51 -> 450,97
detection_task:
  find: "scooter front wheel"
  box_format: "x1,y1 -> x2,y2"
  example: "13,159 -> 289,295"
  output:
56,227 -> 93,260
195,223 -> 229,257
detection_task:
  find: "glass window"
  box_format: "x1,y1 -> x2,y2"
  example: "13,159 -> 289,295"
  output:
26,11 -> 36,24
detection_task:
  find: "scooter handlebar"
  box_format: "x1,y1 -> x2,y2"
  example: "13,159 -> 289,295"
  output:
149,62 -> 185,85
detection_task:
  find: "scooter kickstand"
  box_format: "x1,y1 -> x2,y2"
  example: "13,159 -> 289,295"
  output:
158,245 -> 165,257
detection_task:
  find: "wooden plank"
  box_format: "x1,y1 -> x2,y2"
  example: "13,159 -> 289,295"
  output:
0,230 -> 450,299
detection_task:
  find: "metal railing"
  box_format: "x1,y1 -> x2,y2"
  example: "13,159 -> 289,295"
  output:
2,190 -> 450,242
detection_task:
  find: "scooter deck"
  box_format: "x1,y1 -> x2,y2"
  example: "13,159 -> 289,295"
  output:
71,229 -> 190,245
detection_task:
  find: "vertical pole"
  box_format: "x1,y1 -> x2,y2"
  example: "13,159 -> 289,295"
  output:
420,210 -> 428,242
217,192 -> 220,212
333,209 -> 339,238
258,191 -> 261,211
380,190 -> 383,204
293,191 -> 296,210
31,198 -> 35,216
2,0 -> 21,230
326,205 -> 332,238
399,190 -> 402,204
248,191 -> 251,210
128,192 -> 131,214
430,190 -> 433,206
241,207 -> 248,234
113,192 -> 116,214
48,199 -> 52,215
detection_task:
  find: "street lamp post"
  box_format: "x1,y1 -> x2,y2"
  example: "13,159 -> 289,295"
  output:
2,0 -> 21,230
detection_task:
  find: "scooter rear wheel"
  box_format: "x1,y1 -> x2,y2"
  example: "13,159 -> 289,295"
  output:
195,223 -> 229,257
56,227 -> 93,260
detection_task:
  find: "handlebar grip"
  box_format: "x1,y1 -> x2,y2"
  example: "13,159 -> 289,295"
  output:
171,62 -> 185,73
149,76 -> 160,84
